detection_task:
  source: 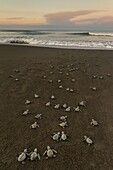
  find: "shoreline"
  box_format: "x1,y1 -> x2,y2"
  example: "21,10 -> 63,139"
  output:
0,43 -> 113,51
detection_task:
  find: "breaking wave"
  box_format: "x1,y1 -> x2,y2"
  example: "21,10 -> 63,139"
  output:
66,32 -> 113,37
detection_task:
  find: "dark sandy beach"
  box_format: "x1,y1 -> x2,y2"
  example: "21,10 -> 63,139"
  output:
0,44 -> 113,170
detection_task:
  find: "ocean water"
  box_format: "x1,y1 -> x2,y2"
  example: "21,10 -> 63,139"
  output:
0,30 -> 113,49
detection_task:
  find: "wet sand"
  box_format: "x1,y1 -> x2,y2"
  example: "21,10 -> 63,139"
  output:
0,44 -> 113,170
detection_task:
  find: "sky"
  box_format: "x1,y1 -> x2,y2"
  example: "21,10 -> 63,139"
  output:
0,0 -> 113,30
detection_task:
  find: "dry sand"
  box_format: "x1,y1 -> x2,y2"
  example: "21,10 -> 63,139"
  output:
0,44 -> 113,170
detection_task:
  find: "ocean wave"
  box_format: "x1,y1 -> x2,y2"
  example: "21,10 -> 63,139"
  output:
66,32 -> 113,37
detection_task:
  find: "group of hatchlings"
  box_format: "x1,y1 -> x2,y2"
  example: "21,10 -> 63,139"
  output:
17,63 -> 100,164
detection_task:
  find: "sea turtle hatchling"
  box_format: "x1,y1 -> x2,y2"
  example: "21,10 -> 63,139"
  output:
43,146 -> 57,159
58,80 -> 61,83
83,136 -> 93,146
51,95 -> 55,99
48,80 -> 53,83
65,107 -> 71,112
17,149 -> 28,164
60,131 -> 68,141
29,148 -> 41,161
92,87 -> 97,91
34,94 -> 39,98
74,106 -> 81,112
60,116 -> 67,121
35,114 -> 42,119
59,85 -> 63,89
25,100 -> 31,105
91,119 -> 98,126
54,104 -> 60,109
52,132 -> 60,141
46,102 -> 51,107
30,122 -> 39,129
22,109 -> 29,116
79,101 -> 86,107
62,104 -> 67,109
59,121 -> 68,128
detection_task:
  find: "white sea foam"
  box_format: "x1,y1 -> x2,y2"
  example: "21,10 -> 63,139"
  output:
0,30 -> 113,49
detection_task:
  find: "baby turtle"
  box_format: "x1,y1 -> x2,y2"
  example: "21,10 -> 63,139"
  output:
22,109 -> 29,116
51,95 -> 55,99
92,87 -> 97,91
65,107 -> 71,112
48,80 -> 53,83
58,80 -> 61,83
91,119 -> 98,126
17,149 -> 28,164
74,106 -> 81,112
30,122 -> 39,129
54,104 -> 60,109
92,75 -> 97,79
71,79 -> 75,82
99,76 -> 104,79
83,136 -> 93,146
52,132 -> 60,141
34,94 -> 39,98
59,85 -> 63,89
29,148 -> 41,161
107,73 -> 111,77
70,89 -> 74,92
60,131 -> 68,141
25,100 -> 31,105
43,76 -> 47,79
60,116 -> 67,121
15,78 -> 19,81
59,121 -> 68,128
62,104 -> 67,109
15,70 -> 20,73
35,114 -> 42,119
66,73 -> 69,76
43,146 -> 57,159
79,101 -> 86,107
66,88 -> 70,91
46,102 -> 51,107
50,72 -> 53,74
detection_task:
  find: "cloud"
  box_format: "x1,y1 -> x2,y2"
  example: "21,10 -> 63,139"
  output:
74,16 -> 113,25
44,10 -> 102,25
7,17 -> 24,20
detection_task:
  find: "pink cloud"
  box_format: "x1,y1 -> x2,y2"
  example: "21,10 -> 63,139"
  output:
7,17 -> 24,20
44,10 -> 101,25
75,16 -> 113,25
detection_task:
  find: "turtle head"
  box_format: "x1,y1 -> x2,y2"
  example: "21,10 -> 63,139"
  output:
57,132 -> 60,135
62,131 -> 64,134
24,149 -> 27,153
34,148 -> 37,152
84,136 -> 87,139
47,146 -> 50,150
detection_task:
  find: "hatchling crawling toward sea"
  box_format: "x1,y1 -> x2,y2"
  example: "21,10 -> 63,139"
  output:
29,148 -> 41,161
17,149 -> 28,164
91,119 -> 98,126
79,101 -> 86,107
83,136 -> 93,146
59,121 -> 68,128
30,122 -> 39,129
60,131 -> 68,141
35,114 -> 42,119
25,100 -> 31,105
60,115 -> 67,121
43,146 -> 57,159
22,109 -> 29,116
52,132 -> 60,141
74,106 -> 81,112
